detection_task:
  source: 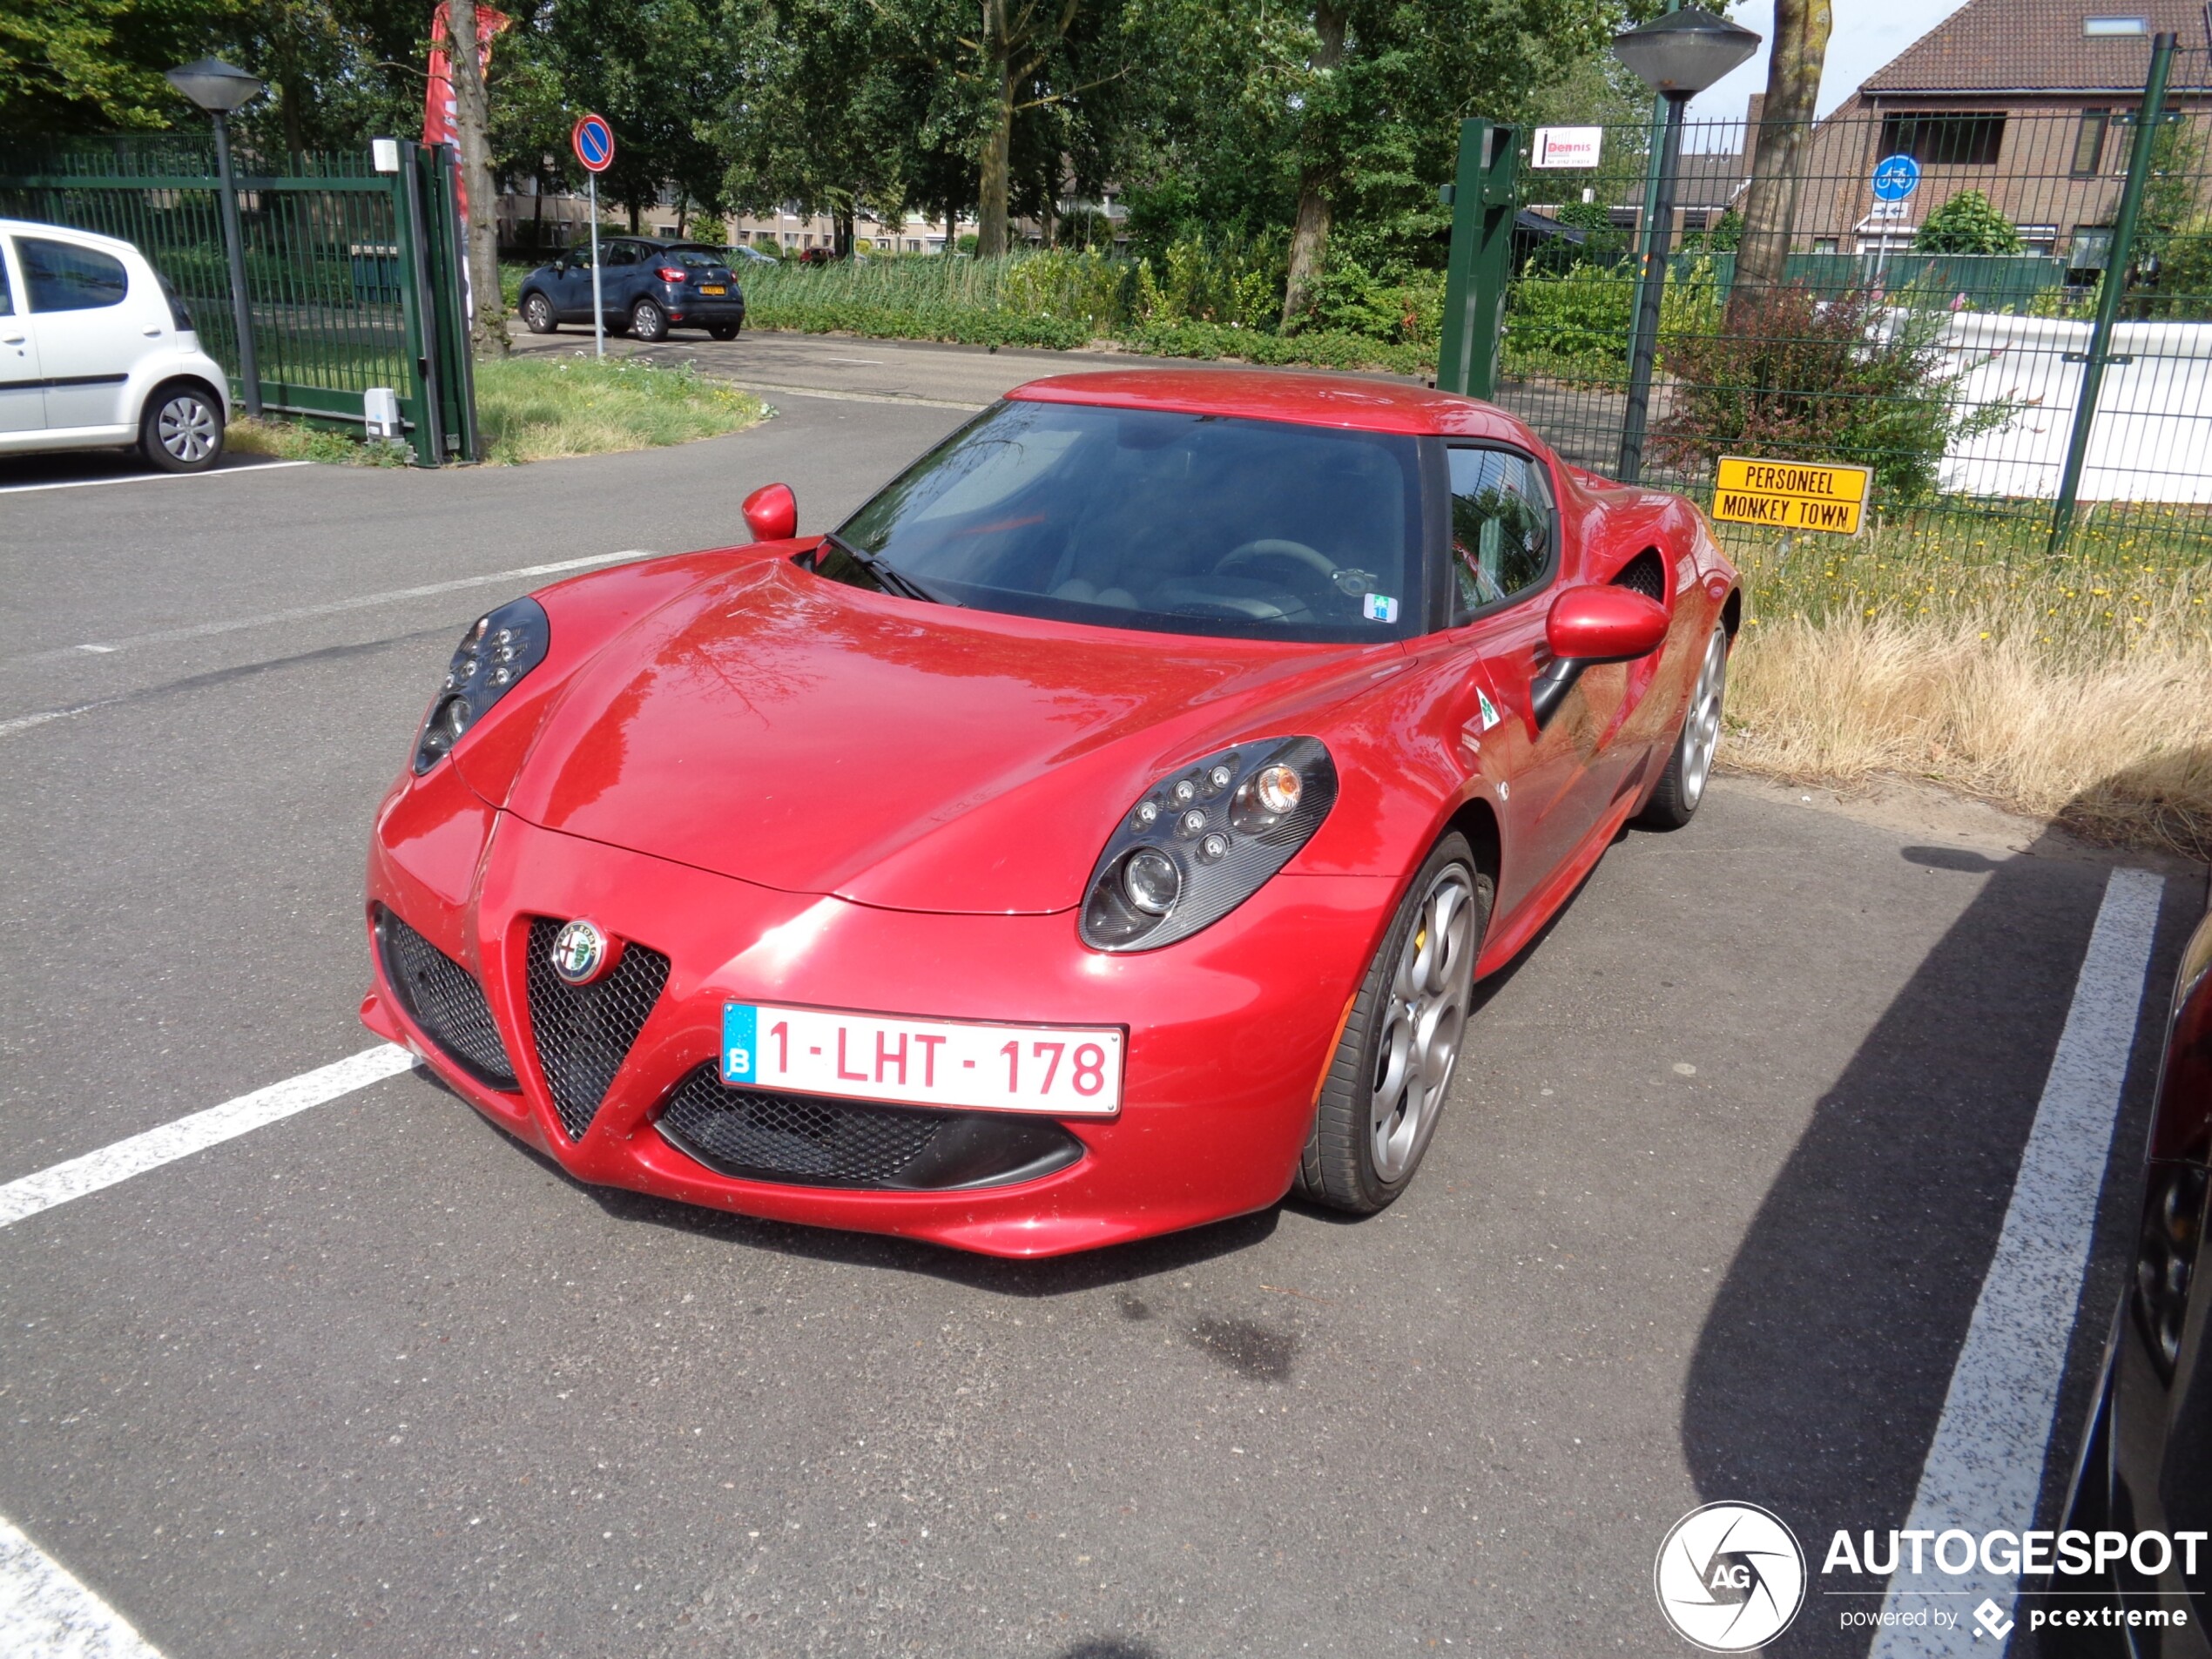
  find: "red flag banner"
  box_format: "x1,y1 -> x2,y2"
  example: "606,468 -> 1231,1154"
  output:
423,1 -> 510,217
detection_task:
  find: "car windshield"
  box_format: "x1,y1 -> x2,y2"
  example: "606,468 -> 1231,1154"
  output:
826,398 -> 1425,641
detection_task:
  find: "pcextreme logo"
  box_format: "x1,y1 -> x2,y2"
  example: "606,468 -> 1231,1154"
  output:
1655,1502 -> 1808,1651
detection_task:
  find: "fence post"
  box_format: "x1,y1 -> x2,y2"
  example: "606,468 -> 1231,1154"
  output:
389,144 -> 441,466
2048,30 -> 2174,552
1623,0 -> 1683,394
1436,118 -> 1519,399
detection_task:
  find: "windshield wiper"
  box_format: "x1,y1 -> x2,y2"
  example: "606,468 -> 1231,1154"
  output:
819,531 -> 957,606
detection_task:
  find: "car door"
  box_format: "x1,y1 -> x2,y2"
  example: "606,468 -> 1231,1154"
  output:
547,246 -> 593,320
0,237 -> 43,435
599,240 -> 644,315
12,232 -> 138,433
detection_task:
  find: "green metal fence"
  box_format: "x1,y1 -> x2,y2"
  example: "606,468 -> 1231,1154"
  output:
1486,36 -> 2212,568
0,138 -> 477,464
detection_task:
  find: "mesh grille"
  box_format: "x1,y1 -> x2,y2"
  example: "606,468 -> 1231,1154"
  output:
1612,550 -> 1668,604
524,918 -> 671,1140
376,910 -> 516,1090
657,1066 -> 948,1187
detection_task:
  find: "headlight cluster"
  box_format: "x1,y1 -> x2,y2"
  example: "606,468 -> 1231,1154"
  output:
412,597 -> 550,774
1080,737 -> 1338,952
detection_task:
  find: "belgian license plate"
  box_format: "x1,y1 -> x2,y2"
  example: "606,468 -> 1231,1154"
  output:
721,1003 -> 1123,1116
700,284 -> 727,294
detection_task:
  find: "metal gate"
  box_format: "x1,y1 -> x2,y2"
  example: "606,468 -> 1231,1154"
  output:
0,138 -> 478,465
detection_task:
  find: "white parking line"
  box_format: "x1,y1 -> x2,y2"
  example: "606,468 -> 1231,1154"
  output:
0,1045 -> 413,1231
1869,866 -> 2165,1656
0,1512 -> 165,1657
0,461 -> 310,496
1,550 -> 661,674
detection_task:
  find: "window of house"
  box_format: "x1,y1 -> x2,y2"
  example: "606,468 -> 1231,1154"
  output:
2084,15 -> 2148,32
1879,111 -> 2007,165
1811,237 -> 1841,253
2018,224 -> 2060,253
2073,110 -> 2111,175
2069,226 -> 2114,271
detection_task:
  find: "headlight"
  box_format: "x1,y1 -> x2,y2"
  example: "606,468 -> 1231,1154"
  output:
411,597 -> 549,774
1080,737 -> 1339,952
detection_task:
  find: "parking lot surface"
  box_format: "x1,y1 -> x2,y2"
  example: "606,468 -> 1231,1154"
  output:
1,387 -> 2202,1656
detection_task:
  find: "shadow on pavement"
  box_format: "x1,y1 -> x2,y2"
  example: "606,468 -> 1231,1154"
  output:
1681,756 -> 2209,1656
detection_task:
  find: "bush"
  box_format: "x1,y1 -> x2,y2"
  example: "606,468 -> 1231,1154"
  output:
1652,284 -> 2010,501
1914,191 -> 2025,255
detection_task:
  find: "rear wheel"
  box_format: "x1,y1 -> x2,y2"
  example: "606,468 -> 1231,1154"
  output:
139,384 -> 224,473
630,298 -> 669,342
1638,623 -> 1728,829
522,292 -> 556,334
1296,833 -> 1490,1215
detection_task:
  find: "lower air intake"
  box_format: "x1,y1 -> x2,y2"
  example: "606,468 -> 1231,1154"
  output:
374,907 -> 517,1090
656,1066 -> 1084,1191
524,918 -> 671,1140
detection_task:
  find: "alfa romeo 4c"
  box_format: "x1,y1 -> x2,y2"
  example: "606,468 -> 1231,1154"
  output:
362,369 -> 1738,1257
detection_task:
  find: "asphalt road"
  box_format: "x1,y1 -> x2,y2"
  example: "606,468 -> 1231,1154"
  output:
0,376 -> 2203,1658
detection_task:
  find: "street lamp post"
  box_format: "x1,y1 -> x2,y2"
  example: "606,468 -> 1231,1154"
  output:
1609,8 -> 1760,482
165,57 -> 266,417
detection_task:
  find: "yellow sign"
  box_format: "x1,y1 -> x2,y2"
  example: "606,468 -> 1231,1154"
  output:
1710,455 -> 1871,535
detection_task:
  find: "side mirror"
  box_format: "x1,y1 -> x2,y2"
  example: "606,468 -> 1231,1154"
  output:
1531,585 -> 1669,725
742,482 -> 798,543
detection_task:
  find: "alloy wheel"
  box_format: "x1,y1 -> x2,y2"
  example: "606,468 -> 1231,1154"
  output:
1679,628 -> 1728,808
1368,863 -> 1477,1182
157,396 -> 217,463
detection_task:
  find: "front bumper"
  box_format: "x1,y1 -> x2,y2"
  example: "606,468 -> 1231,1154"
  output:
364,764 -> 1390,1257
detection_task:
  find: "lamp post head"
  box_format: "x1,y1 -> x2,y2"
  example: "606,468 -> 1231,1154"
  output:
165,57 -> 266,115
1610,7 -> 1762,97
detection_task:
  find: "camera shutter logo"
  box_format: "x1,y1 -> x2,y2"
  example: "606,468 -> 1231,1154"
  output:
1654,1502 -> 1806,1651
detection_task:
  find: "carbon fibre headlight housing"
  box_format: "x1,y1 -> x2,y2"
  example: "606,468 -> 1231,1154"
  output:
411,597 -> 549,774
1080,737 -> 1339,952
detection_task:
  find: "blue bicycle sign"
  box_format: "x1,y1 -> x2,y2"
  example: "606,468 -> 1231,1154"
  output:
1871,153 -> 1921,202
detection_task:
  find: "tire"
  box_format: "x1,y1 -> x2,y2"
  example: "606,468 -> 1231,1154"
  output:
630,298 -> 669,342
522,292 -> 557,334
138,383 -> 224,474
1637,622 -> 1729,830
707,320 -> 739,341
1295,833 -> 1491,1215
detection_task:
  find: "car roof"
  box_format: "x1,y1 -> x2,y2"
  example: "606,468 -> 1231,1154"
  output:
1005,368 -> 1544,444
0,217 -> 140,259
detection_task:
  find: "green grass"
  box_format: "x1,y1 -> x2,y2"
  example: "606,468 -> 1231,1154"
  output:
227,415 -> 413,467
472,353 -> 766,464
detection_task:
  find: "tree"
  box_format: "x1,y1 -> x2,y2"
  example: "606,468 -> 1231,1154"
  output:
548,0 -> 733,233
446,0 -> 507,353
0,0 -> 236,138
1730,0 -> 1830,322
1912,189 -> 2024,255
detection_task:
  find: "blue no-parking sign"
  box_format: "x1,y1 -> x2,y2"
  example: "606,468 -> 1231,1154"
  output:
571,113 -> 615,174
1871,153 -> 1921,202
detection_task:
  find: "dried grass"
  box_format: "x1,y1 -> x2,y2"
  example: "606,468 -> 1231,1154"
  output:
1723,535 -> 2212,860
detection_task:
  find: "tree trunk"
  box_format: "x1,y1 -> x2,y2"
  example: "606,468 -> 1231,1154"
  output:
279,72 -> 307,172
834,203 -> 854,259
446,0 -> 508,356
1279,0 -> 1345,328
976,3 -> 1015,259
1730,0 -> 1831,323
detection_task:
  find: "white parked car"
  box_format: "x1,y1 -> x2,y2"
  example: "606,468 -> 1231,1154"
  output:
0,218 -> 232,473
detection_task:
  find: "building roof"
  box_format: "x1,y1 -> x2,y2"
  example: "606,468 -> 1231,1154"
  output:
1861,0 -> 2200,95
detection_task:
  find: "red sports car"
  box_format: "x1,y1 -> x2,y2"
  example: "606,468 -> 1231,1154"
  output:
361,369 -> 1738,1257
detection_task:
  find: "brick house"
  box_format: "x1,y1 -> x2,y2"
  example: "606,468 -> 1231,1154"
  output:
1791,0 -> 2209,265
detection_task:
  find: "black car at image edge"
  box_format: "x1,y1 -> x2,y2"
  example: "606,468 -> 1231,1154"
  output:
516,237 -> 745,342
2050,901 -> 2211,1656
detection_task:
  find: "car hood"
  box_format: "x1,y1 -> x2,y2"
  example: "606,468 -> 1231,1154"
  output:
495,556 -> 1390,914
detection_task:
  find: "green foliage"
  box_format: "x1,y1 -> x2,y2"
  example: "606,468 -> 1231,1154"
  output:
1652,285 -> 2013,502
473,354 -> 765,463
230,414 -> 413,467
1554,199 -> 1613,232
1913,191 -> 2025,256
1503,254 -> 1723,385
1683,207 -> 1741,253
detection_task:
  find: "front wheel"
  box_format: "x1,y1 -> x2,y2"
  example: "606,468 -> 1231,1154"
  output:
1296,833 -> 1490,1215
1638,622 -> 1729,829
630,298 -> 669,342
139,384 -> 224,473
522,292 -> 557,334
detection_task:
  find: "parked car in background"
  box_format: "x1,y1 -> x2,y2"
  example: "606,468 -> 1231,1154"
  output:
516,238 -> 746,341
0,218 -> 230,473
2050,907 -> 2211,1654
726,244 -> 779,266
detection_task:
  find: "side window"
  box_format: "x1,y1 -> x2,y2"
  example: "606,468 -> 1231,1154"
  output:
0,247 -> 12,315
603,242 -> 641,267
1447,446 -> 1554,619
18,238 -> 129,313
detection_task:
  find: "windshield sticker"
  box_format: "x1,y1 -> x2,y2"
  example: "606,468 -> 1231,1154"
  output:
1362,594 -> 1400,623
